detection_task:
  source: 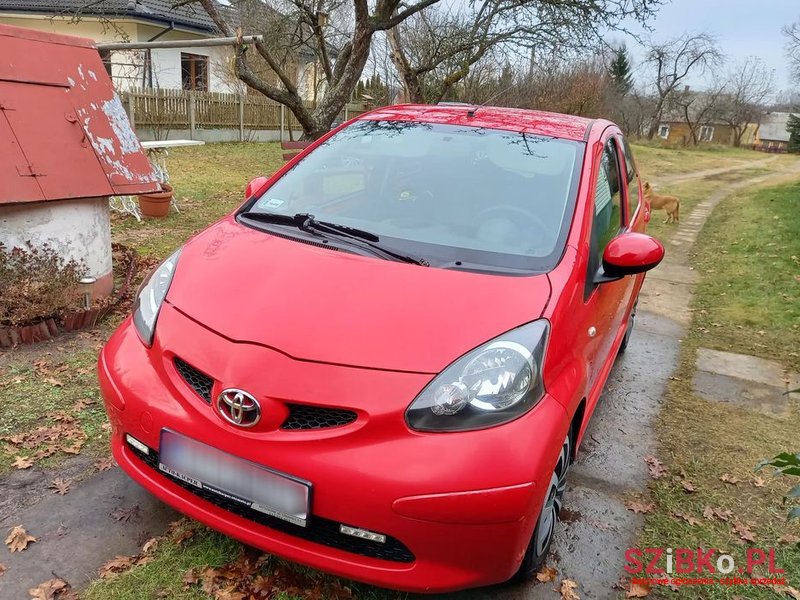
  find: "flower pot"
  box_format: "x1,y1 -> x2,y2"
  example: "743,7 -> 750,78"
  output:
138,183 -> 174,218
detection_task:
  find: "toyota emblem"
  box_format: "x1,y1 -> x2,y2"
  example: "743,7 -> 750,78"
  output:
216,388 -> 261,428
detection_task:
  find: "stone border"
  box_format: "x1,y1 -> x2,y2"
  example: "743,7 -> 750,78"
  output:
0,244 -> 138,348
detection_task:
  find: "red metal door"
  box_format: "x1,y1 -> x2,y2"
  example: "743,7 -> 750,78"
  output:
0,101 -> 45,202
0,80 -> 114,200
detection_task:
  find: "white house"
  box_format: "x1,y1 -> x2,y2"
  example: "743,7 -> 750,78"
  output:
0,0 -> 234,93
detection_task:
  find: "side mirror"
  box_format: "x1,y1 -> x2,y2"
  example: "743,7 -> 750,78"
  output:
595,232 -> 664,284
245,176 -> 269,200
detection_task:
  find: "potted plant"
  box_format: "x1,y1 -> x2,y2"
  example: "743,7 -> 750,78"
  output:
138,182 -> 173,218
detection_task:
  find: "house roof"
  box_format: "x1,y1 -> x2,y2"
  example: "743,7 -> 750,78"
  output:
0,0 -> 218,34
758,112 -> 792,143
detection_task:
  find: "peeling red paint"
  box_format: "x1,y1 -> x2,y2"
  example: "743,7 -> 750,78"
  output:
0,24 -> 159,204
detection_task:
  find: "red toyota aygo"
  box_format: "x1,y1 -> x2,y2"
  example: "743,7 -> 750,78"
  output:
98,104 -> 663,593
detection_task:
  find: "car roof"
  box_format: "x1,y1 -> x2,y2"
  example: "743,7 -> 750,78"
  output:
358,104 -> 595,142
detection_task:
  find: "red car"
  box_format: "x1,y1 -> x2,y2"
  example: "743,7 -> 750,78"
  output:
98,104 -> 663,593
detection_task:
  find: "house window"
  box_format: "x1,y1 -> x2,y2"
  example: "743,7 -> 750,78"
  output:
699,126 -> 714,142
181,53 -> 208,91
658,124 -> 670,139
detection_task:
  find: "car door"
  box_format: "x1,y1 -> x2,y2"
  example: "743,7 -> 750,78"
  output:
579,132 -> 636,404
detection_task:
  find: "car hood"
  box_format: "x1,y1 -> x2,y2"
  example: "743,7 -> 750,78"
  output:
166,219 -> 552,373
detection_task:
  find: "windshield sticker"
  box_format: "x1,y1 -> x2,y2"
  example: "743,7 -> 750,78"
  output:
258,198 -> 285,210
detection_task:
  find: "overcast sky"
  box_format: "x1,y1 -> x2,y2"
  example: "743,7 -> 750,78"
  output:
624,0 -> 798,93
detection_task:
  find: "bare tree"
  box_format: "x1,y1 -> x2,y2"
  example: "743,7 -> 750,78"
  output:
388,0 -> 662,105
644,33 -> 724,139
191,0 -> 440,139
718,57 -> 774,147
671,84 -> 726,146
785,19 -> 800,83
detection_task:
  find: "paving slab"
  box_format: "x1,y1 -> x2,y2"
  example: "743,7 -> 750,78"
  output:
696,348 -> 793,388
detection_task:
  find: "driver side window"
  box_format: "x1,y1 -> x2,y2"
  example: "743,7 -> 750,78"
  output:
586,139 -> 624,295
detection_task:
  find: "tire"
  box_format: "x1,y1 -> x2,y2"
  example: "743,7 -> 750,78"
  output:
618,298 -> 638,355
511,429 -> 572,582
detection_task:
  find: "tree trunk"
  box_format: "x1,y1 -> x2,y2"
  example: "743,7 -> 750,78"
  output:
387,27 -> 424,103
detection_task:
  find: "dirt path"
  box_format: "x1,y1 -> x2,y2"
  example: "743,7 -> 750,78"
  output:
2,162 -> 799,600
647,154 -> 782,186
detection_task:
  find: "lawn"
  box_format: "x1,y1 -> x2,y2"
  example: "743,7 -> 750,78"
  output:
1,140 -> 796,599
637,181 -> 800,598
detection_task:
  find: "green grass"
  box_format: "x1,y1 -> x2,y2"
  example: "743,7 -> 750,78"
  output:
638,180 -> 800,598
631,142 -> 757,181
113,142 -> 284,260
691,182 -> 800,371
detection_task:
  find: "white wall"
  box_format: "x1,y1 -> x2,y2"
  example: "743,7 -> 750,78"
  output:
0,198 -> 114,297
149,46 -> 230,92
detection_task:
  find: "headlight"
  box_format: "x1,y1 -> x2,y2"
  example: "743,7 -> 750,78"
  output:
132,248 -> 182,346
406,320 -> 549,432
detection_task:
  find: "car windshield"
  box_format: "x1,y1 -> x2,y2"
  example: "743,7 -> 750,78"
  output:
244,119 -> 583,273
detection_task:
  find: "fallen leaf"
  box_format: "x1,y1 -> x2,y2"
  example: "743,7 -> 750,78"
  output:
72,398 -> 96,412
701,506 -> 733,521
536,566 -> 558,582
752,477 -> 766,488
720,473 -> 742,485
5,526 -> 36,552
28,577 -> 69,600
44,377 -> 64,387
0,562 -> 6,577
644,456 -> 667,479
95,456 -> 116,471
733,522 -> 756,544
625,500 -> 655,514
99,556 -> 135,578
673,512 -> 701,526
774,585 -> 800,600
183,568 -> 199,589
141,537 -> 160,554
559,578 -> 581,600
12,455 -> 33,469
681,480 -> 696,493
627,581 -> 650,598
778,534 -> 800,544
50,478 -> 70,495
110,506 -> 139,523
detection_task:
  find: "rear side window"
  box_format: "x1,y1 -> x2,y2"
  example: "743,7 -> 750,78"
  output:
620,137 -> 640,223
587,139 -> 624,292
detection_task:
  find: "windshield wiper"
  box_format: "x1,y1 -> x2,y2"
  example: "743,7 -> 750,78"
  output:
240,212 -> 429,266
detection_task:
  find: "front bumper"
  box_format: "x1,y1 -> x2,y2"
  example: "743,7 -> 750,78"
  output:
98,306 -> 570,593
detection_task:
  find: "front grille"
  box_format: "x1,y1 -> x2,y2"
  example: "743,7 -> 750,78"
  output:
127,440 -> 414,563
281,404 -> 357,430
174,358 -> 213,403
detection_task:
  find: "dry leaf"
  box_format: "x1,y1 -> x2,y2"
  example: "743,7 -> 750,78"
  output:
28,577 -> 69,600
752,477 -> 765,488
183,568 -> 200,589
702,506 -> 733,521
778,534 -> 800,544
774,585 -> 800,600
733,522 -> 756,543
559,578 -> 581,600
644,456 -> 666,479
0,562 -> 7,577
95,456 -> 116,471
625,500 -> 655,514
99,556 -> 135,578
536,566 -> 558,582
110,506 -> 139,523
627,581 -> 651,598
12,456 -> 33,469
681,480 -> 696,493
141,537 -> 160,554
720,473 -> 742,485
5,526 -> 36,552
50,478 -> 70,495
44,377 -> 64,387
673,512 -> 701,526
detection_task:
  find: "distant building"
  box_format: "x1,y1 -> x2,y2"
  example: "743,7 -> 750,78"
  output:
754,112 -> 792,153
0,1 -> 325,100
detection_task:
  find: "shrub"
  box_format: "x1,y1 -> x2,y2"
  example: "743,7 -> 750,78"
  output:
0,242 -> 85,327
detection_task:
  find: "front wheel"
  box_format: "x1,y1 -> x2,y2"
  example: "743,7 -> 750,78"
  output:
618,298 -> 638,355
511,429 -> 571,581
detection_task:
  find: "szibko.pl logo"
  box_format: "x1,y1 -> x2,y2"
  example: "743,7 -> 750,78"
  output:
625,547 -> 786,586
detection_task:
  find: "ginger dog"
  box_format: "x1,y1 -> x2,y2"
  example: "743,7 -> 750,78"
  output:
643,181 -> 680,224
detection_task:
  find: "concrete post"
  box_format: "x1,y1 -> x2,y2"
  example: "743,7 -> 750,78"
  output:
280,104 -> 285,142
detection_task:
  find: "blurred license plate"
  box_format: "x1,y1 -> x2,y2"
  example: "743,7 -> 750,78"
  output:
159,429 -> 310,527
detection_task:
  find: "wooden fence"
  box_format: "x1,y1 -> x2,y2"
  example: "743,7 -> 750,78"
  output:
121,88 -> 367,140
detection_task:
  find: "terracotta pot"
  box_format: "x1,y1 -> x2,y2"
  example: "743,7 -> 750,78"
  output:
138,182 -> 174,218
